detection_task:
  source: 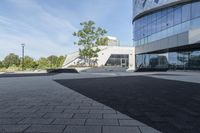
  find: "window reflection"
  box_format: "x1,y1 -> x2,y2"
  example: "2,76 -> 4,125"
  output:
133,1 -> 200,46
136,51 -> 200,70
105,54 -> 129,68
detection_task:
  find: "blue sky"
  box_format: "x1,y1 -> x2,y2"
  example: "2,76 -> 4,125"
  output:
0,0 -> 132,60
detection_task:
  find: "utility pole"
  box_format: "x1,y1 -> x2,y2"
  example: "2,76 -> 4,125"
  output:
21,44 -> 25,71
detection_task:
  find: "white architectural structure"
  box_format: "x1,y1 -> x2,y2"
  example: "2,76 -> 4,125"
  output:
63,46 -> 135,71
107,36 -> 120,46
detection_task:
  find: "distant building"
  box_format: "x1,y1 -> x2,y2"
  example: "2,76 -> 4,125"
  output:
107,36 -> 120,46
63,36 -> 135,71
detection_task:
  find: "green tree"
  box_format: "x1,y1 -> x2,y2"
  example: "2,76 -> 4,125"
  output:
0,61 -> 4,68
3,53 -> 20,68
23,56 -> 38,69
73,20 -> 107,66
56,56 -> 66,67
37,57 -> 50,69
47,55 -> 58,68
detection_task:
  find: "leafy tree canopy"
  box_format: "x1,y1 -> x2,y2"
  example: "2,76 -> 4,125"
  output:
3,53 -> 20,68
73,20 -> 107,65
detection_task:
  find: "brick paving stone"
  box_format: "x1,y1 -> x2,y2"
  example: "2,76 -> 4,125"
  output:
52,119 -> 85,125
43,112 -> 73,119
0,113 -> 18,118
103,114 -> 132,119
11,108 -> 38,113
55,106 -> 79,110
19,118 -> 54,124
64,109 -> 90,114
79,106 -> 103,110
0,118 -> 22,124
63,126 -> 101,133
85,119 -> 119,126
119,119 -> 147,126
103,126 -> 141,133
73,114 -> 103,119
37,108 -> 64,113
15,112 -> 46,118
90,109 -> 116,114
24,125 -> 65,133
0,125 -> 30,133
139,126 -> 162,133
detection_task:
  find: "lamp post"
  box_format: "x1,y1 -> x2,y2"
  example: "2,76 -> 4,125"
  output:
21,44 -> 25,71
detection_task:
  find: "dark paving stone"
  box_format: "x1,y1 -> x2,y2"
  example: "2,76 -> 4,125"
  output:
0,125 -> 30,133
103,126 -> 141,133
85,119 -> 119,126
56,76 -> 200,133
24,125 -> 65,133
43,112 -> 73,119
0,118 -> 22,124
52,119 -> 85,125
63,126 -> 101,133
19,118 -> 54,124
73,114 -> 103,119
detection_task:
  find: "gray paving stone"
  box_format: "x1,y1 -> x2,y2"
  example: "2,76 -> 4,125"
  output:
139,126 -> 161,133
103,126 -> 141,133
90,109 -> 116,114
64,109 -> 89,114
52,119 -> 85,125
37,108 -> 64,113
0,124 -> 30,132
0,113 -> 18,118
79,106 -> 103,110
73,114 -> 103,119
63,126 -> 101,133
85,119 -> 119,126
119,119 -> 147,126
11,108 -> 38,113
0,118 -> 22,124
24,125 -> 65,133
19,118 -> 54,124
43,112 -> 73,119
103,114 -> 132,119
55,106 -> 79,110
16,112 -> 46,118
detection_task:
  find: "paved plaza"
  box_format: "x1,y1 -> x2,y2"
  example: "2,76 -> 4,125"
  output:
0,71 -> 200,133
0,72 -> 161,133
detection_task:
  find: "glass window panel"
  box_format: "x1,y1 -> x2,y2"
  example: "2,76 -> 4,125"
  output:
152,21 -> 156,34
182,4 -> 191,22
161,9 -> 167,30
161,15 -> 167,30
167,8 -> 174,28
157,18 -> 162,32
174,6 -> 182,25
192,2 -> 200,19
147,15 -> 152,36
156,12 -> 162,32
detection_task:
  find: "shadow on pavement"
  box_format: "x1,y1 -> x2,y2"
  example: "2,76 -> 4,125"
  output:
55,76 -> 200,133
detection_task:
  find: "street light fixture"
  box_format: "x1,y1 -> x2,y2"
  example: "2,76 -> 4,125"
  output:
21,44 -> 25,71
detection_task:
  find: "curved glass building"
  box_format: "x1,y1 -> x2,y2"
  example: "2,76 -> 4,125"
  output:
133,0 -> 200,70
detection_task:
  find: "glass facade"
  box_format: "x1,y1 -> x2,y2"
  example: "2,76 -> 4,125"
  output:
133,1 -> 200,70
136,50 -> 200,70
133,1 -> 200,46
105,54 -> 129,68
